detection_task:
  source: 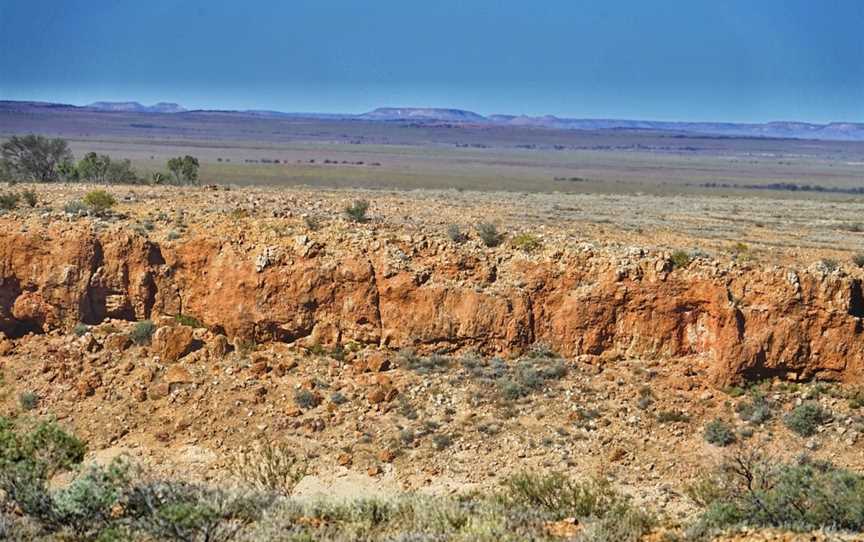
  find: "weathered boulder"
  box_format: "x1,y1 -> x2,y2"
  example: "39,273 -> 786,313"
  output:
151,325 -> 197,362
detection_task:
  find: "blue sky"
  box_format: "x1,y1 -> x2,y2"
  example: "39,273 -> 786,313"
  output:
1,0 -> 862,122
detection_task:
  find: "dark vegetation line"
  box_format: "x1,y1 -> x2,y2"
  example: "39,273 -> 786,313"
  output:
695,181 -> 864,194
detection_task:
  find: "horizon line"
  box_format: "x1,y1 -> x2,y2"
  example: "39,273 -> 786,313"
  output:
2,97 -> 862,127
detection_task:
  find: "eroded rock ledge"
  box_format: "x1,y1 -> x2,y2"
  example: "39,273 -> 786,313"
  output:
1,224 -> 862,386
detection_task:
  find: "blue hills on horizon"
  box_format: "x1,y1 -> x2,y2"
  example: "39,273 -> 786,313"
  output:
2,100 -> 863,141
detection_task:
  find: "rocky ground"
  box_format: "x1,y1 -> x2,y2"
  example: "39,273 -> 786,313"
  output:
1,183 -> 864,540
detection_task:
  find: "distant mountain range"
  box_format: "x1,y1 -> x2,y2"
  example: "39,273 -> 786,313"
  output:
86,101 -> 187,113
7,100 -> 864,141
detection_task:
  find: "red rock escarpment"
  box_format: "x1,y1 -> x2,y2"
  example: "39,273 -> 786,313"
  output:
1,225 -> 862,386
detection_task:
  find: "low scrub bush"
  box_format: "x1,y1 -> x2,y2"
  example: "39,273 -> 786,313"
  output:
656,409 -> 690,423
500,471 -> 656,540
20,189 -> 37,207
670,249 -> 693,268
0,192 -> 20,211
496,358 -> 567,400
130,320 -> 156,346
511,232 -> 541,252
226,441 -> 307,494
63,200 -> 89,216
475,222 -> 503,247
847,387 -> 864,409
0,418 -> 666,542
18,391 -> 39,411
401,351 -> 453,374
294,389 -> 321,409
344,199 -> 370,223
704,419 -> 736,446
174,314 -> 204,328
735,393 -> 772,425
82,189 -> 116,215
688,449 -> 864,537
784,402 -> 831,437
446,224 -> 468,243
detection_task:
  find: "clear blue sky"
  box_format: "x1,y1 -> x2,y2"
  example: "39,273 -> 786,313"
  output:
1,0 -> 862,122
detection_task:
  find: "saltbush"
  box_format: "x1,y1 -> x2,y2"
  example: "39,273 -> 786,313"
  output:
130,320 -> 156,346
704,419 -> 736,446
475,222 -> 503,247
784,402 -> 831,437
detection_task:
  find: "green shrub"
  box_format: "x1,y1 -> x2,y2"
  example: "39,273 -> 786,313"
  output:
174,314 -> 203,328
655,410 -> 690,423
511,232 -> 541,252
431,434 -> 453,450
704,419 -> 736,447
73,323 -> 89,337
670,250 -> 692,268
784,402 -> 831,437
0,418 -> 85,481
475,222 -> 503,247
82,190 -> 116,215
166,155 -> 200,185
726,386 -> 746,397
344,199 -> 370,223
0,192 -> 20,211
63,200 -> 89,215
500,471 -> 654,539
402,352 -> 453,374
26,421 -> 86,476
19,392 -> 39,411
689,450 -> 864,536
51,460 -> 133,538
852,253 -> 864,268
20,189 -> 37,207
294,389 -> 321,409
128,481 -> 268,542
847,387 -> 864,409
226,441 -> 307,493
446,224 -> 468,243
496,358 -> 567,400
735,394 -> 772,425
129,320 -> 155,346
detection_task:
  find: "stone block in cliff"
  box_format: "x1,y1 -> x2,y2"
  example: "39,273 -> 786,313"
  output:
11,292 -> 60,332
376,271 -> 533,352
152,325 -> 199,362
169,241 -> 381,345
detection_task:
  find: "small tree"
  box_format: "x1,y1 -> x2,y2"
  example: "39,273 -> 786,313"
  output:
166,156 -> 200,185
77,153 -> 111,184
106,159 -> 138,184
56,162 -> 79,182
0,135 -> 73,183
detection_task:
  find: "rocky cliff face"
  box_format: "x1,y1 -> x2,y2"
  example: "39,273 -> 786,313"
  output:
1,224 -> 862,387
